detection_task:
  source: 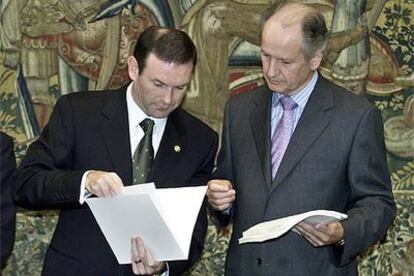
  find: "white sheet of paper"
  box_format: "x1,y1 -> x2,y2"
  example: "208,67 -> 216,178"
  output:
122,183 -> 162,215
86,184 -> 207,264
155,186 -> 207,254
239,210 -> 347,244
122,182 -> 156,195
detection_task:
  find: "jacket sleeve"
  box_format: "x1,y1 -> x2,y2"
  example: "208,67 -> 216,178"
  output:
13,96 -> 85,210
1,132 -> 17,268
208,100 -> 235,227
329,107 -> 396,266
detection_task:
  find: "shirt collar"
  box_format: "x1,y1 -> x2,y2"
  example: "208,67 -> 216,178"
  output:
126,83 -> 167,134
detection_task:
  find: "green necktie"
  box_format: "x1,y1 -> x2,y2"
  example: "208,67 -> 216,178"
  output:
132,118 -> 155,184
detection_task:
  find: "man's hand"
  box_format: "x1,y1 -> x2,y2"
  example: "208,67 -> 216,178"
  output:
85,170 -> 123,197
131,236 -> 165,275
207,179 -> 236,211
294,221 -> 344,247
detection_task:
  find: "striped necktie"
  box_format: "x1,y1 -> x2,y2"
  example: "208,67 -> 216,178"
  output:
271,96 -> 298,179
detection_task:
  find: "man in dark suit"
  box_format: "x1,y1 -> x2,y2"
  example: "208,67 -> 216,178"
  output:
207,2 -> 395,275
1,131 -> 17,269
13,26 -> 218,275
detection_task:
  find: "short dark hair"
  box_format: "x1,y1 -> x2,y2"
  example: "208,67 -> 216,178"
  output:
261,1 -> 328,60
133,26 -> 197,74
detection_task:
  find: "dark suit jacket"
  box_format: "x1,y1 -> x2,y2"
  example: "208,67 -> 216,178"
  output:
213,76 -> 396,275
13,88 -> 218,276
1,132 -> 17,269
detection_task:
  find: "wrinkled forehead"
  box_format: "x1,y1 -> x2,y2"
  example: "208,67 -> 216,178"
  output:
266,3 -> 314,29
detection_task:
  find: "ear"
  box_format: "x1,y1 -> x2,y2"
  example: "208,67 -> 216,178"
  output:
127,56 -> 139,80
309,49 -> 323,71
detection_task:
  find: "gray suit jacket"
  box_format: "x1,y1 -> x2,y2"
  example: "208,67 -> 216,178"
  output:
213,76 -> 395,275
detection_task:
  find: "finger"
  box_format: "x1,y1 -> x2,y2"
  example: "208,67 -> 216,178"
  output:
297,222 -> 320,236
303,223 -> 332,242
294,224 -> 307,236
208,193 -> 235,208
145,247 -> 157,267
210,180 -> 233,192
316,222 -> 344,244
208,191 -> 236,204
305,230 -> 324,246
136,261 -> 146,275
208,188 -> 236,198
295,224 -> 318,245
136,238 -> 159,274
131,237 -> 140,261
91,187 -> 103,197
131,239 -> 141,275
207,189 -> 235,205
85,172 -> 100,196
131,260 -> 139,274
141,248 -> 153,275
131,258 -> 144,275
87,172 -> 115,197
131,237 -> 147,275
313,223 -> 333,240
92,184 -> 104,197
208,195 -> 235,208
100,184 -> 113,198
314,223 -> 329,232
298,222 -> 330,245
108,172 -> 124,195
208,180 -> 233,192
135,236 -> 146,263
92,172 -> 119,196
145,249 -> 164,274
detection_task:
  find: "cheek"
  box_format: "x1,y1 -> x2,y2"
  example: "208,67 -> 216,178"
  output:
285,66 -> 302,80
173,92 -> 186,104
261,58 -> 269,71
172,93 -> 185,108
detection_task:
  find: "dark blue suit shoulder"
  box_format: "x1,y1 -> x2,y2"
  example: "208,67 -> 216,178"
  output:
173,108 -> 217,138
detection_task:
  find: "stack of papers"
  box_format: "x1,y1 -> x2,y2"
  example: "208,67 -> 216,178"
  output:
86,183 -> 207,264
239,210 -> 347,244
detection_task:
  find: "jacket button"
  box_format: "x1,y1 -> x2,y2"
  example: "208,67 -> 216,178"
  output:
256,258 -> 262,265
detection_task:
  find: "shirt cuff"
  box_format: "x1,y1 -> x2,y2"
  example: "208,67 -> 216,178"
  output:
79,170 -> 93,204
222,204 -> 233,215
160,262 -> 169,276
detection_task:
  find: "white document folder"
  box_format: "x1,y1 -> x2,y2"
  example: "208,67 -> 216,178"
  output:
86,183 -> 207,264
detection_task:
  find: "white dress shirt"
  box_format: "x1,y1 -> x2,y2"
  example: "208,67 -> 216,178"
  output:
126,83 -> 167,157
270,71 -> 318,139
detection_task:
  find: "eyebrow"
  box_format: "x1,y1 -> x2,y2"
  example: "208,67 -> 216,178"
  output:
153,79 -> 166,85
153,78 -> 189,88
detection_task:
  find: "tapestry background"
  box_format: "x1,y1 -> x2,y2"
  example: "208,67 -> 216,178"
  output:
0,0 -> 413,275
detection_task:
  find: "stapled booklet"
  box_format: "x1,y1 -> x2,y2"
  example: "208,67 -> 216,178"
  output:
239,210 -> 347,244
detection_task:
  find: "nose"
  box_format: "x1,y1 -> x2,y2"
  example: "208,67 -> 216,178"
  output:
265,58 -> 280,78
162,89 -> 173,105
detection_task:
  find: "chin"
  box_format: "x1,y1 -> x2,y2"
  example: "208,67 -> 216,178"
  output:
268,85 -> 287,93
152,111 -> 170,119
265,80 -> 284,92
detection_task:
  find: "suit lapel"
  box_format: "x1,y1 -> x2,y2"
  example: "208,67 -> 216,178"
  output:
100,88 -> 133,185
250,87 -> 273,189
149,109 -> 185,187
271,77 -> 334,191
